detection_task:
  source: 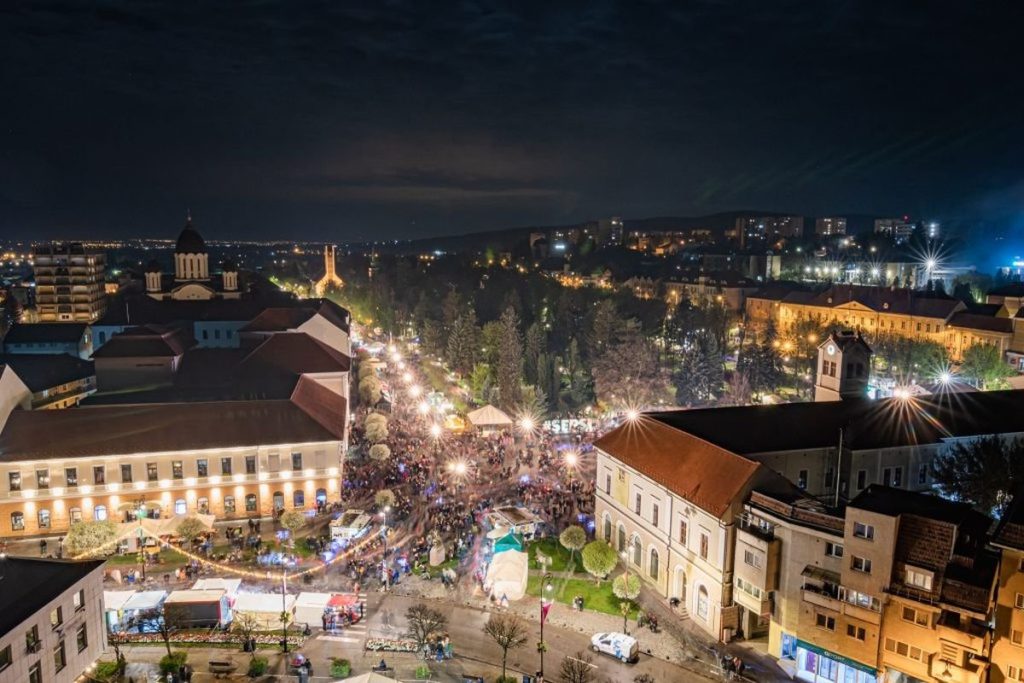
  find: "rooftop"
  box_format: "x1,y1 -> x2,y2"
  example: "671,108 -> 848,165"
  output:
0,354 -> 94,392
850,485 -> 990,527
3,323 -> 89,345
0,557 -> 105,637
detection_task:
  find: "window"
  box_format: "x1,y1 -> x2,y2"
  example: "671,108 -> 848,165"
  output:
652,503 -> 659,527
50,606 -> 63,629
73,588 -> 85,611
1007,665 -> 1021,681
744,549 -> 763,569
902,605 -> 929,627
603,515 -> 611,542
892,467 -> 903,487
147,462 -> 158,481
221,457 -> 233,475
699,531 -> 709,560
11,512 -> 24,531
273,492 -> 284,510
882,468 -> 891,486
815,613 -> 836,631
38,509 -> 51,528
93,466 -> 105,485
1011,629 -> 1023,646
632,536 -> 642,566
36,468 -> 50,489
634,493 -> 642,514
245,456 -> 257,474
696,586 -> 709,620
846,624 -> 866,641
293,490 -> 305,508
0,645 -> 10,672
851,555 -> 872,573
1015,592 -> 1024,609
26,624 -> 40,652
825,542 -> 844,558
224,496 -> 236,514
292,452 -> 303,470
65,467 -> 78,487
53,640 -> 66,672
797,470 -> 808,490
197,497 -> 209,514
245,494 -> 257,512
8,472 -> 21,492
856,470 -> 867,489
197,459 -> 208,477
604,474 -> 611,494
617,525 -> 626,552
679,520 -> 688,546
29,661 -> 42,683
174,499 -> 186,514
852,522 -> 874,539
906,569 -> 933,591
650,549 -> 660,579
172,461 -> 183,479
884,638 -> 926,662
76,623 -> 88,652
121,464 -> 132,483
618,467 -> 626,482
736,577 -> 763,600
70,507 -> 82,523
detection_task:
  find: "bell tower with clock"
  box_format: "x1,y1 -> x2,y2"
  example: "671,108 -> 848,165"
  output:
814,330 -> 872,402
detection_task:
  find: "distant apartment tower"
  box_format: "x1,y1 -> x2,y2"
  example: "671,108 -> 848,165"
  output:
873,217 -> 916,243
815,217 -> 847,236
32,243 -> 107,322
597,216 -> 624,245
736,215 -> 804,246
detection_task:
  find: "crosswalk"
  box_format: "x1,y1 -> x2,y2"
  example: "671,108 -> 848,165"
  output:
315,592 -> 369,645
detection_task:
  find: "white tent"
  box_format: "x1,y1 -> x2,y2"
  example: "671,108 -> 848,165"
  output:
234,592 -> 296,629
122,590 -> 167,613
484,549 -> 528,601
467,404 -> 513,429
192,578 -> 242,600
113,513 -> 217,545
104,590 -> 136,613
341,674 -> 398,683
293,592 -> 332,626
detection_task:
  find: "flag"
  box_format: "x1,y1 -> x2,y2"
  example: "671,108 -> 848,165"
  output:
540,602 -> 551,626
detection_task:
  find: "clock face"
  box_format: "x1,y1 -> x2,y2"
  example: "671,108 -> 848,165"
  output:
826,344 -> 836,356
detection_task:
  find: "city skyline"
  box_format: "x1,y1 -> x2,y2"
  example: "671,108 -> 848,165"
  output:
4,2 -> 1024,242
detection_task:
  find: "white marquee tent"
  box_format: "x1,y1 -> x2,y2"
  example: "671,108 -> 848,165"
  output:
467,405 -> 513,430
484,549 -> 528,601
234,592 -> 297,629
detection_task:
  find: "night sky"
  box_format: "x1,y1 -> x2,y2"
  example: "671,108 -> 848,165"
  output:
3,1 -> 1024,242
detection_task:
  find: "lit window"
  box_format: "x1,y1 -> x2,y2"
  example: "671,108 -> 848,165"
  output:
851,556 -> 872,573
94,505 -> 107,521
852,522 -> 874,539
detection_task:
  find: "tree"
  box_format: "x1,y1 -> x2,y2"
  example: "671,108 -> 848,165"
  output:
592,320 -> 671,410
581,541 -> 617,584
496,306 -> 524,408
523,322 -> 546,386
405,603 -> 447,650
960,344 -> 1015,390
279,510 -> 307,535
142,608 -> 183,657
587,299 -> 621,358
368,444 -> 391,461
374,489 -> 396,509
559,525 -> 587,563
364,413 -> 388,443
737,338 -> 784,401
175,517 -> 207,546
446,310 -> 479,375
63,519 -> 119,557
359,375 -> 382,405
932,436 -> 1024,515
233,613 -> 261,660
674,332 -> 724,407
469,363 -> 493,404
560,651 -> 596,683
483,612 -> 529,682
612,572 -> 641,631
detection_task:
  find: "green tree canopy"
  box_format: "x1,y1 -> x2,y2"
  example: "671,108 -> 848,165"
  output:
932,436 -> 1024,515
960,344 -> 1015,390
63,519 -> 119,557
581,541 -> 617,584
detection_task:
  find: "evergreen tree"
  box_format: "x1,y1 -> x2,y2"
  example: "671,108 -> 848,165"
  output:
523,322 -> 546,386
496,306 -> 524,408
675,332 -> 724,406
445,310 -> 479,375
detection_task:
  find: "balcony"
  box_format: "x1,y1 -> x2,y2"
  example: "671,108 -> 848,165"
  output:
801,585 -> 841,612
929,654 -> 985,683
936,611 -> 989,651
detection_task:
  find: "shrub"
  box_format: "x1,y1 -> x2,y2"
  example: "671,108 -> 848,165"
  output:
158,651 -> 188,677
330,657 -> 351,678
415,664 -> 432,679
495,676 -> 518,683
92,661 -> 122,682
248,656 -> 269,677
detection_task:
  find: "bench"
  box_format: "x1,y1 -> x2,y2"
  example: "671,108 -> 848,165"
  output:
208,659 -> 237,678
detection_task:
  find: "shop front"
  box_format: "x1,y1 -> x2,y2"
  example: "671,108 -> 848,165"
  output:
796,640 -> 878,683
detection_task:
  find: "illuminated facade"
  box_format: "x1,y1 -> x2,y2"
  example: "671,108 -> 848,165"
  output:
32,243 -> 107,323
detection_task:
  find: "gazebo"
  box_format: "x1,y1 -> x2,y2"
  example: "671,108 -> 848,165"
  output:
466,404 -> 513,432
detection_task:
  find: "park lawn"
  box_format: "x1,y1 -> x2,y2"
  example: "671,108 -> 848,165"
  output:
526,575 -> 638,620
416,556 -> 460,578
526,537 -> 581,574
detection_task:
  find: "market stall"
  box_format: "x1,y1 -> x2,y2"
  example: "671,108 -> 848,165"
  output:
192,578 -> 242,605
120,590 -> 168,631
233,592 -> 296,629
466,404 -> 513,433
163,589 -> 232,629
293,592 -> 331,626
103,590 -> 136,631
484,549 -> 528,602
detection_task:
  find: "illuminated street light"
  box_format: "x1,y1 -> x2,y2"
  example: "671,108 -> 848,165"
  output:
402,371 -> 413,384
519,416 -> 535,433
624,409 -> 640,422
429,423 -> 442,438
417,401 -> 430,415
939,372 -> 951,384
408,384 -> 422,398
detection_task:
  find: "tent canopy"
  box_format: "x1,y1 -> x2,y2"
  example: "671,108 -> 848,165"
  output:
234,592 -> 295,614
192,578 -> 242,596
493,532 -> 524,554
467,405 -> 513,427
341,674 -> 399,683
114,513 -> 216,543
103,590 -> 136,612
484,549 -> 528,601
294,592 -> 332,609
122,590 -> 167,612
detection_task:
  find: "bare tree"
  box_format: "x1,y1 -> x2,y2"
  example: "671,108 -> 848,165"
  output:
405,603 -> 447,651
234,613 -> 261,659
560,650 -> 596,683
483,612 -> 529,682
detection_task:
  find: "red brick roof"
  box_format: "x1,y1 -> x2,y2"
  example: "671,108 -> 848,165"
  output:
594,415 -> 761,517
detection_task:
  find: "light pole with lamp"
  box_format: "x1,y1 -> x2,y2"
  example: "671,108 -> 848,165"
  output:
539,573 -> 553,682
379,505 -> 392,590
619,551 -> 631,634
280,565 -> 290,653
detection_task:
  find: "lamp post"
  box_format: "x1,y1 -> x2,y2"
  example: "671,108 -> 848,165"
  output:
620,551 -> 631,634
380,505 -> 392,590
539,574 -> 553,681
281,566 -> 289,653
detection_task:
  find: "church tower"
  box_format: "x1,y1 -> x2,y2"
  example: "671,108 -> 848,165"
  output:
814,331 -> 872,402
174,213 -> 209,282
314,244 -> 344,295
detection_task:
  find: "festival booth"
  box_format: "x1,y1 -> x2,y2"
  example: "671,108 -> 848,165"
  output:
492,531 -> 525,554
233,592 -> 296,629
192,578 -> 242,606
484,549 -> 528,602
116,590 -> 168,631
341,673 -> 400,683
294,592 -> 362,628
467,405 -> 513,434
113,512 -> 217,552
485,506 -> 543,539
163,589 -> 232,629
103,590 -> 136,631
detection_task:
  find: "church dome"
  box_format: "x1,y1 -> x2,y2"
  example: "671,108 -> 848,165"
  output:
175,215 -> 207,254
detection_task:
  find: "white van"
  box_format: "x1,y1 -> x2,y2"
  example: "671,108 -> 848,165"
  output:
590,632 -> 639,663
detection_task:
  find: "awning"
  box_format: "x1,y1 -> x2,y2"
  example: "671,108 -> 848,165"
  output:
796,640 -> 877,676
122,591 -> 167,612
192,578 -> 242,595
801,565 -> 841,584
103,590 -> 136,612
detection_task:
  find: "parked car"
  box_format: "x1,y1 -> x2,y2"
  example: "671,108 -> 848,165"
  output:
590,632 -> 639,663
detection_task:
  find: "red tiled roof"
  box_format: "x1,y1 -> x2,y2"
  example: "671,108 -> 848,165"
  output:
239,332 -> 351,375
594,416 -> 761,517
240,307 -> 315,332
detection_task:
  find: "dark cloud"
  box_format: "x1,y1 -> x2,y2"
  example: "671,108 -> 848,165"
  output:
2,0 -> 1023,240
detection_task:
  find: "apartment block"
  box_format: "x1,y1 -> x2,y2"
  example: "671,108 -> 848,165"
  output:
32,243 -> 107,323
